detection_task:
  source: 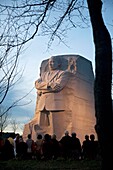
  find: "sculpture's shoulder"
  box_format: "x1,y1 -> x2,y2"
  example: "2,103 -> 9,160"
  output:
40,71 -> 48,78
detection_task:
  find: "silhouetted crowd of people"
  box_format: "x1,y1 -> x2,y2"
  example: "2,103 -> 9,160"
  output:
0,131 -> 100,161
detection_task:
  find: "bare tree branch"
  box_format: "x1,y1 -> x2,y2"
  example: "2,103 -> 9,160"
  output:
10,119 -> 19,133
0,105 -> 11,133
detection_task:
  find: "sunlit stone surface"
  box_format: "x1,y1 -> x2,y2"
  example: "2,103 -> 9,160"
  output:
23,55 -> 97,143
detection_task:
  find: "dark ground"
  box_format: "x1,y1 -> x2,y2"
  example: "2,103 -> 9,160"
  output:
0,159 -> 101,170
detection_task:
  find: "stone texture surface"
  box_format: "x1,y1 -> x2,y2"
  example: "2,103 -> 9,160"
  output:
23,55 -> 97,143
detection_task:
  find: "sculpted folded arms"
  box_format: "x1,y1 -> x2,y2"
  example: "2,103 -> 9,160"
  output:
35,70 -> 71,95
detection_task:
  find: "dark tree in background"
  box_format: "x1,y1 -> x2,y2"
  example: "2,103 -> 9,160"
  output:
87,0 -> 113,169
0,105 -> 11,133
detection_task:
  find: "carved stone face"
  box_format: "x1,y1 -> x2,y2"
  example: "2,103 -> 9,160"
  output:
48,57 -> 60,70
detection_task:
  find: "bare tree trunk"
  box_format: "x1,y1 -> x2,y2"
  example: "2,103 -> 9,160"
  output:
87,0 -> 113,169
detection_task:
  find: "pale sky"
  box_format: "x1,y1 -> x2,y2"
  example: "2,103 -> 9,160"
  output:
3,0 -> 113,134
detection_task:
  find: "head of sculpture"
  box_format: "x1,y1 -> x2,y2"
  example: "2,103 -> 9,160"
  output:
48,56 -> 62,71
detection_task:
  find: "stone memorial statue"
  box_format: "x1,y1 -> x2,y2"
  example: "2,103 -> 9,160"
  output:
23,55 -> 96,142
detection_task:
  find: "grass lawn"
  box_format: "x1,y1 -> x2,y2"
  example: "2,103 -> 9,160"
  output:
0,159 -> 101,170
